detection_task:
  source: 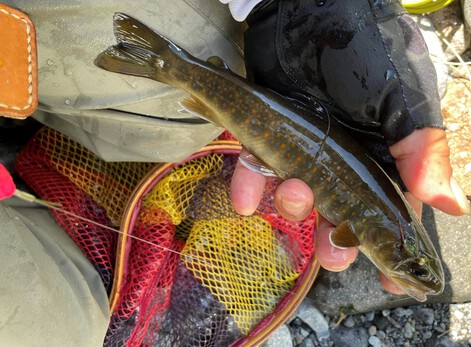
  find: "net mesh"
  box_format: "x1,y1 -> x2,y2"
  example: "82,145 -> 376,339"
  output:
14,127 -> 317,346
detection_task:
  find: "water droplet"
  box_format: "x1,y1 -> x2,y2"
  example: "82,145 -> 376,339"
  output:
64,99 -> 71,105
46,59 -> 54,66
385,69 -> 397,81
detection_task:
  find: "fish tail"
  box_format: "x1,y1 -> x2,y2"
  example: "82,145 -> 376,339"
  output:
94,13 -> 177,82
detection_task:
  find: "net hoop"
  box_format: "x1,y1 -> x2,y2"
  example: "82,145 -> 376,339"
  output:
113,140 -> 320,346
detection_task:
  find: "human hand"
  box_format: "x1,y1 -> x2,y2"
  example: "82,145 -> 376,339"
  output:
237,0 -> 470,296
230,149 -> 359,276
230,128 -> 470,296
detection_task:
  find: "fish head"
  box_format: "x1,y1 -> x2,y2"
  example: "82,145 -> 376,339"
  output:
369,219 -> 444,302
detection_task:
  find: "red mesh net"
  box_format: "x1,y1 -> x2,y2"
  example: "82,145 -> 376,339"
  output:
14,127 -> 318,346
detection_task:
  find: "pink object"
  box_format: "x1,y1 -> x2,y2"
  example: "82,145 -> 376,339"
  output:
0,163 -> 16,200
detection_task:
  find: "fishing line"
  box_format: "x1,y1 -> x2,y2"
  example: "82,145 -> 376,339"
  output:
23,195 -> 314,298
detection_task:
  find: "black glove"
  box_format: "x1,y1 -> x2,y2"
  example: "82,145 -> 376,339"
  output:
244,0 -> 444,184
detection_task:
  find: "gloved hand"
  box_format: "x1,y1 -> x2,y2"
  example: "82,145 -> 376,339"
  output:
244,0 -> 444,181
230,0 -> 470,295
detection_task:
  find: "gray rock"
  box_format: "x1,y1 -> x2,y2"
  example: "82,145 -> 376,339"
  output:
330,327 -> 368,347
368,335 -> 381,347
365,311 -> 375,322
423,330 -> 433,340
263,324 -> 293,347
376,330 -> 386,340
416,307 -> 435,325
403,322 -> 414,339
343,316 -> 355,328
392,307 -> 413,318
432,336 -> 457,347
290,302 -> 330,341
302,338 -> 315,347
374,317 -> 389,332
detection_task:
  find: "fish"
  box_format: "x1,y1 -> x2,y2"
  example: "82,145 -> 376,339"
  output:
95,13 -> 444,302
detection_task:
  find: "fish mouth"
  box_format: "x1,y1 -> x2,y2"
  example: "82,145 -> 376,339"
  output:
388,274 -> 441,302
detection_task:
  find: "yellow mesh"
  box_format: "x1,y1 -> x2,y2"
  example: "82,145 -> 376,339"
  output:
33,127 -> 155,225
182,217 -> 299,335
139,154 -> 224,225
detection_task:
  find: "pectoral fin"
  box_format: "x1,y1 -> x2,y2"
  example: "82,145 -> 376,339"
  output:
179,97 -> 218,124
329,220 -> 360,248
207,56 -> 230,70
238,153 -> 278,177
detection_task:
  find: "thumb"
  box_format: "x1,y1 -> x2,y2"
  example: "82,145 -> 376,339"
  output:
389,128 -> 470,216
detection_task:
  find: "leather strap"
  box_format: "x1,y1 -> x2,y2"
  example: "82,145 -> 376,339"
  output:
0,5 -> 38,119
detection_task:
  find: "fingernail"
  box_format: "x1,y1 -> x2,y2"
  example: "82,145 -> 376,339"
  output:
280,198 -> 309,218
450,176 -> 471,215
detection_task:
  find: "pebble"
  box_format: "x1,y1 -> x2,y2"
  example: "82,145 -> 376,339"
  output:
302,337 -> 315,347
343,316 -> 356,328
403,322 -> 414,339
375,317 -> 389,331
365,311 -> 375,322
416,307 -> 435,325
368,325 -> 377,336
330,327 -> 369,347
393,307 -> 413,318
294,302 -> 330,341
376,330 -> 386,340
368,335 -> 381,347
263,324 -> 294,347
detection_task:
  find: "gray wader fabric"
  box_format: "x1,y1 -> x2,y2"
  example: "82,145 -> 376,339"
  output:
4,0 -> 246,162
1,1 -> 244,345
0,199 -> 110,347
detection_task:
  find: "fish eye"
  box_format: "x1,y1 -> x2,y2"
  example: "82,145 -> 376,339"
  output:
412,265 -> 431,281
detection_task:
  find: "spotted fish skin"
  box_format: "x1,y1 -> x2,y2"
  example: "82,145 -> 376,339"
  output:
95,13 -> 444,301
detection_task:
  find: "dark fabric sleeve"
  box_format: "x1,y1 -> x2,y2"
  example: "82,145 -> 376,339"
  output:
244,0 -> 444,184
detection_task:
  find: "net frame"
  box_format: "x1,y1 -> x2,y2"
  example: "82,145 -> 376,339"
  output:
114,140 -> 320,346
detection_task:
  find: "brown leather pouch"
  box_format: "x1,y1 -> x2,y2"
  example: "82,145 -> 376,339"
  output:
0,5 -> 38,119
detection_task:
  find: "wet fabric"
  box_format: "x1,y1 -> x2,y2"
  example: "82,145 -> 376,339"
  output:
244,0 -> 444,183
2,0 -> 245,162
0,199 -> 109,347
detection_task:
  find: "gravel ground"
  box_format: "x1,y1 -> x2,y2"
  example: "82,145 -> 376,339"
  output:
278,301 -> 471,347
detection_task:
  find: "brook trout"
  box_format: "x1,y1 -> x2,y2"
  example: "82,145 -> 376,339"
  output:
95,13 -> 444,301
